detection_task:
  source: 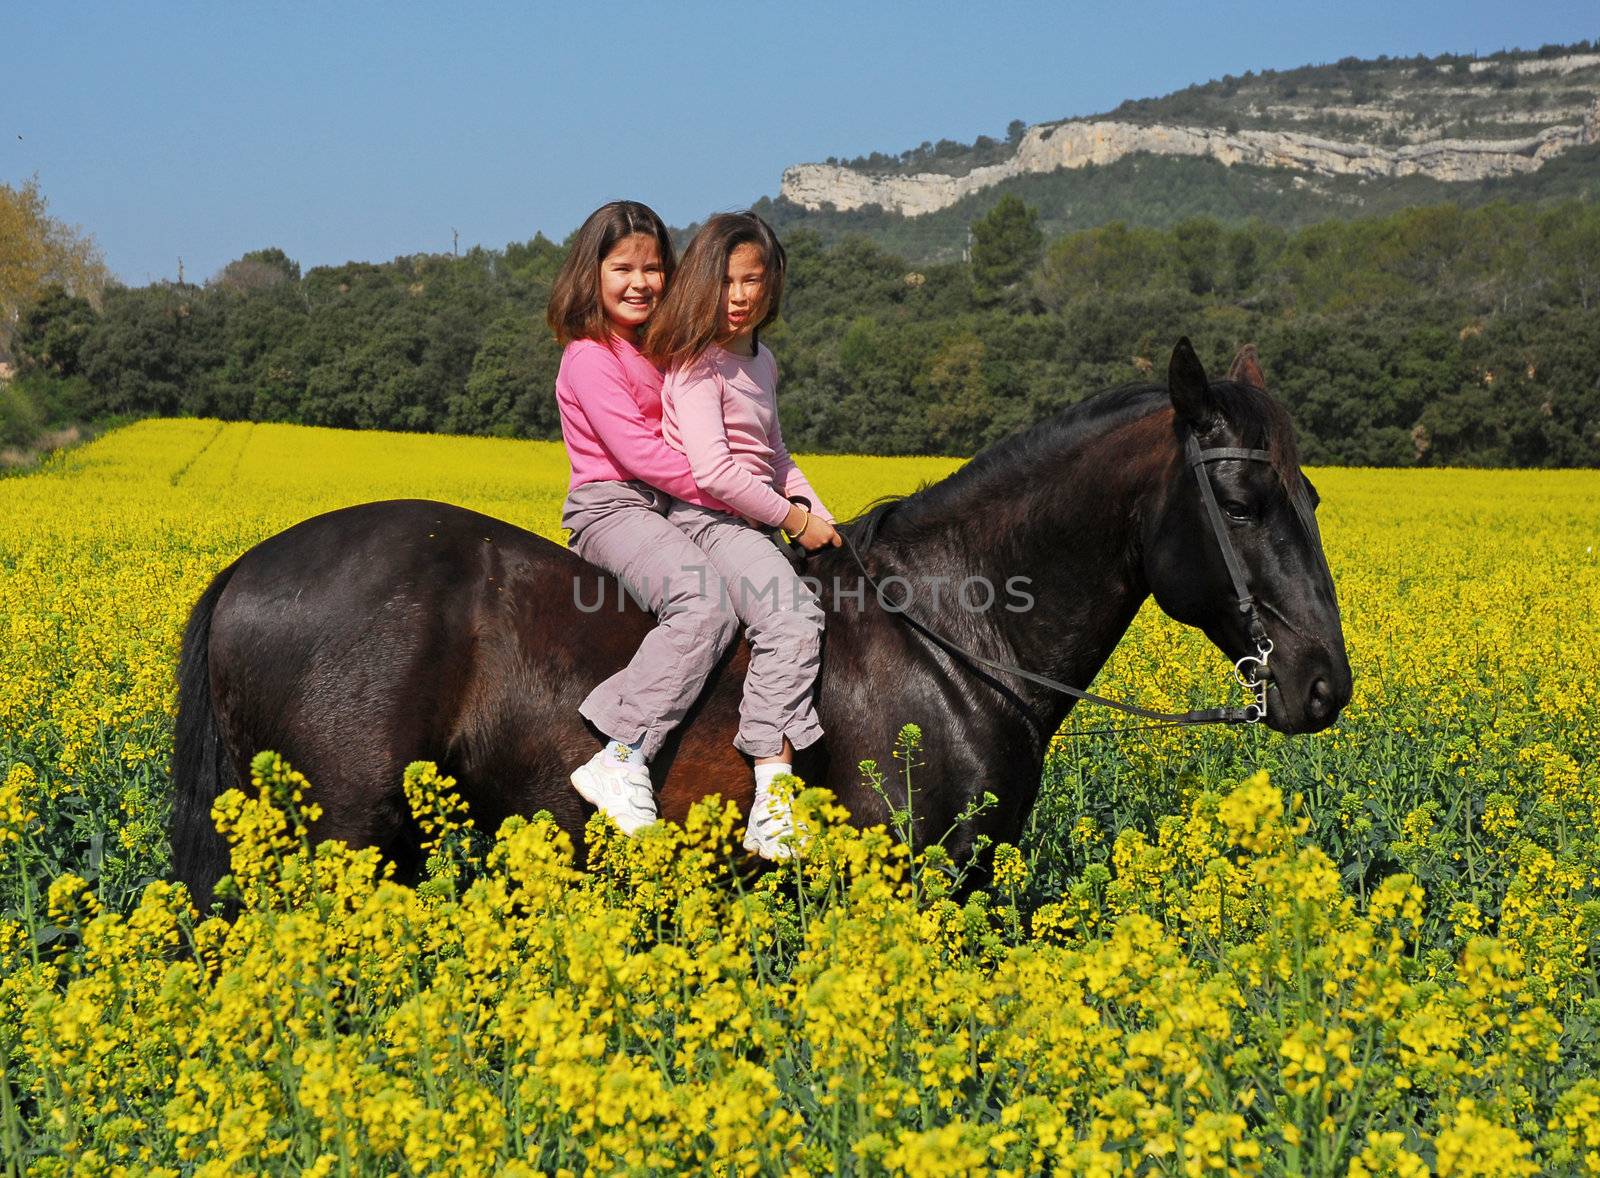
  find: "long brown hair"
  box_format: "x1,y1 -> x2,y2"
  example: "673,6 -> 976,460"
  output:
545,201 -> 675,346
642,211 -> 786,369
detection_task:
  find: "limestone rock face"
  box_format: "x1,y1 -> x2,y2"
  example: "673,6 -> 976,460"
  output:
780,97 -> 1600,218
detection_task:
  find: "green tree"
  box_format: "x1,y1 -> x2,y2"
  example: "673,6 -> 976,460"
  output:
21,191 -> 1599,468
14,285 -> 98,377
210,248 -> 302,293
1036,221 -> 1175,308
447,315 -> 562,437
0,177 -> 111,359
969,195 -> 1042,303
1172,217 -> 1224,295
924,332 -> 990,453
501,233 -> 565,291
76,284 -> 223,417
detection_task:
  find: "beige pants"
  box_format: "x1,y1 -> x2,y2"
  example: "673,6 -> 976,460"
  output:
564,480 -> 739,760
564,482 -> 825,759
664,500 -> 825,758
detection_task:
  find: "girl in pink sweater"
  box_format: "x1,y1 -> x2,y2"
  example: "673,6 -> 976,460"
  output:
645,212 -> 841,858
549,201 -> 745,837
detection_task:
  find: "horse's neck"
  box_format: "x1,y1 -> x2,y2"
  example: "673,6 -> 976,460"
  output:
867,416 -> 1163,737
999,464 -> 1154,731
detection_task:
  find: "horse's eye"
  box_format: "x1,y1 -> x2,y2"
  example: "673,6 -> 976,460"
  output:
1223,501 -> 1254,523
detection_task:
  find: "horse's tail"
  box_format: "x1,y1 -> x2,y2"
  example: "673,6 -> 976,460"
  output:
170,559 -> 241,914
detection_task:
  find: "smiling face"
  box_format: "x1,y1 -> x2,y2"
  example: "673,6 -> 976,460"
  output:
718,242 -> 768,352
598,233 -> 666,343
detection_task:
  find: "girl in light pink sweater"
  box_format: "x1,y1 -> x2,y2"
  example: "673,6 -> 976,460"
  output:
645,212 -> 841,859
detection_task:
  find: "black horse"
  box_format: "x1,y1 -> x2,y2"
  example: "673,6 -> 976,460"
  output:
171,340 -> 1350,909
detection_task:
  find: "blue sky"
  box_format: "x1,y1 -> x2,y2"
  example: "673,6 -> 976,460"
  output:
4,1 -> 1594,284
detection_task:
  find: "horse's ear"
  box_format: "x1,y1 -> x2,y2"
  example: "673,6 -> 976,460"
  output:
1168,337 -> 1215,429
1227,343 -> 1266,390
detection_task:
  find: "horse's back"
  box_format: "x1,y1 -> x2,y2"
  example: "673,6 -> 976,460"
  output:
209,501 -> 573,842
203,498 -> 753,852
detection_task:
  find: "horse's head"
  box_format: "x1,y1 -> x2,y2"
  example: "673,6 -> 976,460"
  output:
1143,338 -> 1352,734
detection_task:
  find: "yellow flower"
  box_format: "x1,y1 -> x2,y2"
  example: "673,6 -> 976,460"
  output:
1433,1099 -> 1538,1177
0,762 -> 39,844
46,872 -> 100,926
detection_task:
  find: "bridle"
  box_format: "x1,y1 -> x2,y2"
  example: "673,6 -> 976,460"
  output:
1183,433 -> 1280,726
798,425 -> 1323,738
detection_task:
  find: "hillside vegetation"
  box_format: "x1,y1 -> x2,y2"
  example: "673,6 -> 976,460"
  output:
8,43 -> 1599,469
14,199 -> 1600,468
1095,43 -> 1600,145
774,41 -> 1600,260
757,145 -> 1600,263
826,41 -> 1600,178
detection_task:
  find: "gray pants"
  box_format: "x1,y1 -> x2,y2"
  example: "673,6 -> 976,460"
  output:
665,500 -> 825,758
563,482 -> 825,760
565,480 -> 739,760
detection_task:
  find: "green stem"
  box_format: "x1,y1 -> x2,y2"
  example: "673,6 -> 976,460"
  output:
1327,1025 -> 1378,1173
0,1027 -> 26,1178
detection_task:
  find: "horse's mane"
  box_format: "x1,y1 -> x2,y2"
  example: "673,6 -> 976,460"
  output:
844,379 -> 1301,550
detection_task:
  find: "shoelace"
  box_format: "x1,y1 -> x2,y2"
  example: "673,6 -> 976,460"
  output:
619,774 -> 655,818
746,794 -> 793,843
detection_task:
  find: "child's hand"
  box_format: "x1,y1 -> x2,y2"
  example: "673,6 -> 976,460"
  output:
796,515 -> 841,551
782,502 -> 841,551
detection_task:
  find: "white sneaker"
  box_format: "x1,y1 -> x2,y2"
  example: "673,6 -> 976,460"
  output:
743,785 -> 798,861
570,750 -> 657,835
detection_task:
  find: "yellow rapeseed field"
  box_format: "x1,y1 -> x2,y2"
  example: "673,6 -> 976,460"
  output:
1,419 -> 1598,1175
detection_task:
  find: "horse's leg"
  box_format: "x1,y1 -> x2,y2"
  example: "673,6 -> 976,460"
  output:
207,570 -> 478,879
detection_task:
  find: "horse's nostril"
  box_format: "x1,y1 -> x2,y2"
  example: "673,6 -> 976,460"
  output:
1307,677 -> 1333,720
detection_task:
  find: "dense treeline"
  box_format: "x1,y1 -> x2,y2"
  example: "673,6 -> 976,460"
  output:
12,199 -> 1600,467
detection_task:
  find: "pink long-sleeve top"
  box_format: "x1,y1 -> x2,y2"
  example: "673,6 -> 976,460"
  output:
554,336 -> 727,511
660,343 -> 835,529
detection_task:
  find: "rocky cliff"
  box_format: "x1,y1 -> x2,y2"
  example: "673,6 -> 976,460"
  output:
781,54 -> 1600,218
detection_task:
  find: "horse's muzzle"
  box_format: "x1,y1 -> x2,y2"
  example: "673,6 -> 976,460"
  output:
1266,664 -> 1349,735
